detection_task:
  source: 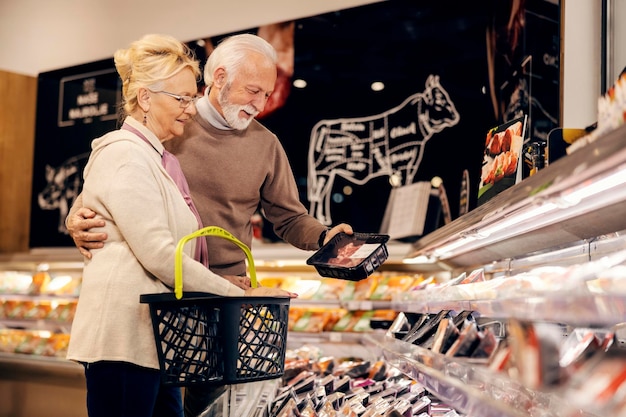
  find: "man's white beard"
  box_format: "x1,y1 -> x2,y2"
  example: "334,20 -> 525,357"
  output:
219,84 -> 258,130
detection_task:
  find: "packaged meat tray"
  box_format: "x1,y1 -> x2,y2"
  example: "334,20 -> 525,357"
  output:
306,232 -> 390,281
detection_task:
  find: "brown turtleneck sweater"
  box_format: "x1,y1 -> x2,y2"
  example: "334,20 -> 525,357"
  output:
166,113 -> 326,276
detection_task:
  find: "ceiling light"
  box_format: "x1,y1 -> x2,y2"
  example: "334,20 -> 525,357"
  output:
293,79 -> 307,88
371,81 -> 385,91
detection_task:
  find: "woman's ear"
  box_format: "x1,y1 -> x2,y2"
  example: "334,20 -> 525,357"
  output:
137,87 -> 151,112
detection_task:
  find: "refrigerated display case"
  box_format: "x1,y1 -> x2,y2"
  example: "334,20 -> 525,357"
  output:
265,122 -> 626,416
2,123 -> 626,416
368,123 -> 626,417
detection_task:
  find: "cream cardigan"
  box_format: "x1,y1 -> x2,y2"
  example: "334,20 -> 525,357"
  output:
66,117 -> 244,370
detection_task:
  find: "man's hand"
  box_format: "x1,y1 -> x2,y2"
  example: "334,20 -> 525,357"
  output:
324,223 -> 354,245
66,207 -> 107,259
222,275 -> 252,290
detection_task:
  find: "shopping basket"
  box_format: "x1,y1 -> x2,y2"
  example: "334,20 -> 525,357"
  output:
140,226 -> 290,387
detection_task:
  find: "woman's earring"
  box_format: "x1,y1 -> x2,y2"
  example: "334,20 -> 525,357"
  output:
143,112 -> 147,125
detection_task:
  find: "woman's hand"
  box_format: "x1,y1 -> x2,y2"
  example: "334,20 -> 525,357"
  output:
244,286 -> 298,298
223,275 -> 252,290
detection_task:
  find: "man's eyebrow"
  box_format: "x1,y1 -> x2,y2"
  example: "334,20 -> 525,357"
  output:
246,85 -> 273,94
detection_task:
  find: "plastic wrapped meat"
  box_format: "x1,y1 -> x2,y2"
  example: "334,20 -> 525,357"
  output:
327,242 -> 364,267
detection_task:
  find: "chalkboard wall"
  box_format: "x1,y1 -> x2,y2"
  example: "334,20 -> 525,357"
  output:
29,0 -> 560,248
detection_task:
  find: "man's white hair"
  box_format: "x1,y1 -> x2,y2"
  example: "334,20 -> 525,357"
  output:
204,33 -> 278,87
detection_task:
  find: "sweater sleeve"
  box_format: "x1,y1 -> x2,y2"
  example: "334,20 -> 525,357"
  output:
90,148 -> 244,297
260,137 -> 328,250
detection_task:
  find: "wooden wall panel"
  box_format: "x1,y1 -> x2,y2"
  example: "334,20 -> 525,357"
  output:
0,70 -> 37,253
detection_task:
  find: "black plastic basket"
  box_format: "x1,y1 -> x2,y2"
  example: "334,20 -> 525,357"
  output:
140,226 -> 290,387
306,232 -> 390,281
140,292 -> 289,386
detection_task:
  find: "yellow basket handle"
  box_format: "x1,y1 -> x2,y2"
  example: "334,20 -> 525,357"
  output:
174,226 -> 258,299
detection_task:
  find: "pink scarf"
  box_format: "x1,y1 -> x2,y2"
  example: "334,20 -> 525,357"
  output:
122,122 -> 209,268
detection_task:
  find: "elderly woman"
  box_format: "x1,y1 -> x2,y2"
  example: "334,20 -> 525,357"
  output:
66,34 -> 295,417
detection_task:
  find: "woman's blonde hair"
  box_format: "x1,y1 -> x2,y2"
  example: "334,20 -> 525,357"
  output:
114,34 -> 200,117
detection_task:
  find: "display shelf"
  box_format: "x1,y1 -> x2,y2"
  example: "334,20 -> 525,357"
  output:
291,298 -> 393,311
286,331 -> 379,360
0,126 -> 624,417
364,334 -> 601,417
373,141 -> 626,415
0,352 -> 83,386
407,123 -> 626,271
392,294 -> 626,328
0,293 -> 77,301
0,248 -> 84,270
0,241 -> 417,276
394,233 -> 626,327
470,294 -> 626,327
288,330 -> 374,346
0,318 -> 72,331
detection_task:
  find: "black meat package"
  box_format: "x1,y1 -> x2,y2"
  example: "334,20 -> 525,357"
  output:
318,373 -> 336,395
476,316 -> 507,338
275,397 -> 298,417
391,312 -> 430,340
446,322 -> 481,358
470,327 -> 499,359
270,387 -> 298,417
282,358 -> 312,381
507,319 -> 565,389
346,361 -> 372,379
452,310 -> 477,330
367,360 -> 388,381
306,232 -> 389,280
334,375 -> 351,393
403,310 -> 452,345
386,399 -> 413,417
341,393 -> 368,415
284,370 -> 315,389
409,395 -> 432,415
333,356 -> 372,378
431,318 -> 460,354
559,328 -> 613,373
293,374 -> 317,394
563,348 -> 626,412
321,392 -> 346,412
312,356 -> 335,376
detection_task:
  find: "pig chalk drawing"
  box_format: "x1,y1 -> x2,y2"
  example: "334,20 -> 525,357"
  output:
308,75 -> 460,225
38,152 -> 89,234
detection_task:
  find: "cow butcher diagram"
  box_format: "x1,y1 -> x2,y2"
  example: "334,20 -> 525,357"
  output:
308,75 -> 461,225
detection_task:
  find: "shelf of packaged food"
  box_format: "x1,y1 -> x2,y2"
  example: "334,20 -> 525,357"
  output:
287,330 -> 371,345
391,293 -> 626,328
393,233 -> 626,327
0,292 -> 78,331
290,298 -> 393,311
363,333 -> 601,417
0,318 -> 72,331
286,331 -> 381,360
0,292 -> 77,300
0,248 -> 84,269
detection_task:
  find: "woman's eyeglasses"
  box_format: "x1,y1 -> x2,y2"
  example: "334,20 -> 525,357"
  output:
154,90 -> 200,108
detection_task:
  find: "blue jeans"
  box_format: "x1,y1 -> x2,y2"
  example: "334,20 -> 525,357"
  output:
83,361 -> 183,417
